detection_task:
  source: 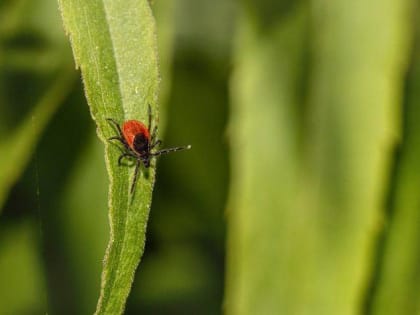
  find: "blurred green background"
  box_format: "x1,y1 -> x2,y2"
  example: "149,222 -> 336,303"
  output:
0,0 -> 419,314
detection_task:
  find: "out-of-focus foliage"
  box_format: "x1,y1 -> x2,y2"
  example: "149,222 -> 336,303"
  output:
369,19 -> 420,315
1,0 -> 419,314
226,4 -> 309,314
57,135 -> 108,314
0,69 -> 74,210
153,0 -> 175,129
0,221 -> 46,314
0,0 -> 74,210
226,0 -> 417,314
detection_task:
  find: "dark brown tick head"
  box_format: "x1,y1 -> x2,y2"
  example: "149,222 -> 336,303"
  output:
133,133 -> 150,156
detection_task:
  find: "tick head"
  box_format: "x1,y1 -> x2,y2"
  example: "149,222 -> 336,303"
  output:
133,133 -> 150,155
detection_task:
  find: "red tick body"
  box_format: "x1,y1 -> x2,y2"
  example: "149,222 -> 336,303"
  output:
122,120 -> 150,151
106,105 -> 191,195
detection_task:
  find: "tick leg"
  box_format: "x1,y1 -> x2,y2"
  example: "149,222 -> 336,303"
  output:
107,118 -> 130,148
106,118 -> 124,138
151,125 -> 158,144
108,136 -> 130,152
108,136 -> 125,145
151,139 -> 162,150
152,145 -> 191,156
131,159 -> 141,194
118,153 -> 135,165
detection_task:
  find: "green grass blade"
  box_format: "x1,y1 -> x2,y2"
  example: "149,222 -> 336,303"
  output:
226,0 -> 412,314
57,0 -> 160,314
0,68 -> 75,211
307,1 -> 412,313
370,17 -> 420,315
226,5 -> 309,314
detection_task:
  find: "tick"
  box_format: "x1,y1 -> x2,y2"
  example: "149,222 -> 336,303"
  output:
107,105 -> 191,194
